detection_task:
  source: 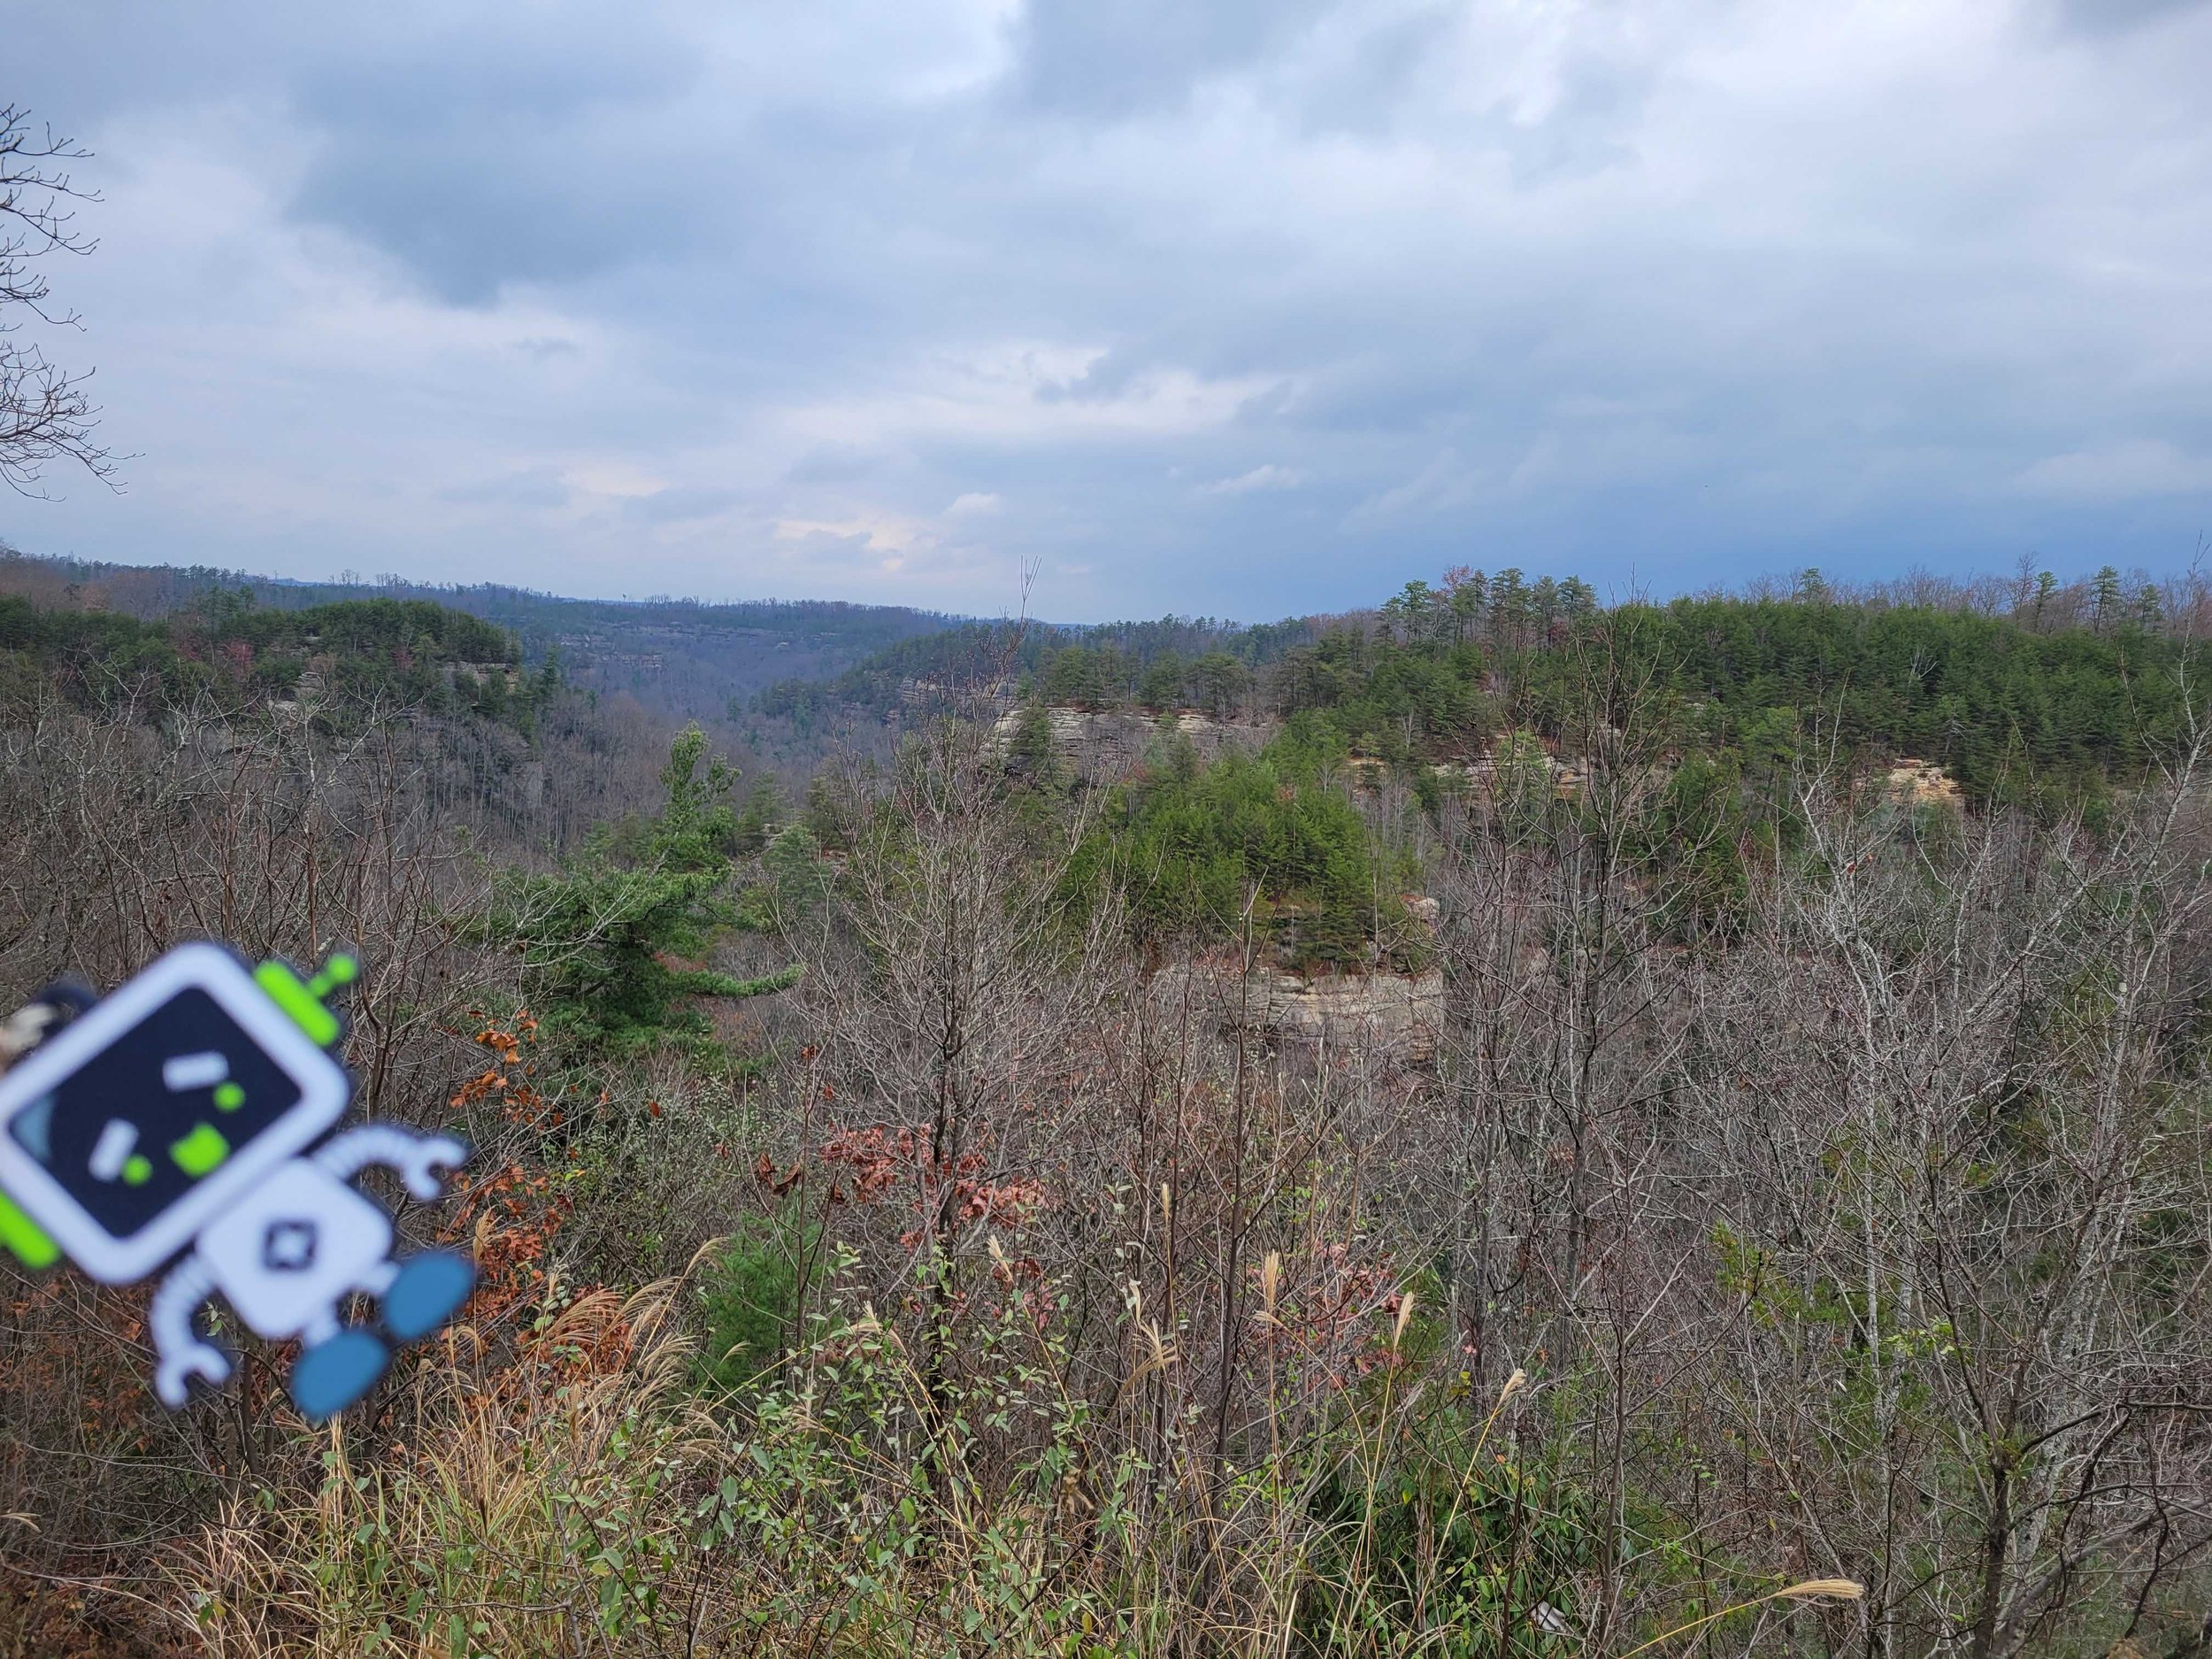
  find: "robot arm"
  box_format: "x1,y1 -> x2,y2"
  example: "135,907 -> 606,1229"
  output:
311,1125 -> 467,1200
150,1252 -> 233,1407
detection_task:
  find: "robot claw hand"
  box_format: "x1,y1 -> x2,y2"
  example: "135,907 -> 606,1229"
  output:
311,1126 -> 468,1201
150,1252 -> 233,1408
390,1133 -> 466,1201
155,1336 -> 234,1409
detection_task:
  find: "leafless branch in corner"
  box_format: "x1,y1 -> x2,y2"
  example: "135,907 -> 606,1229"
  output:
0,103 -> 119,496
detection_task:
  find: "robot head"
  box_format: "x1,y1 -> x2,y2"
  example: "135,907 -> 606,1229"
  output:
0,944 -> 355,1283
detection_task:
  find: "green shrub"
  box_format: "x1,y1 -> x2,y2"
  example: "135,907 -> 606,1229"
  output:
696,1212 -> 816,1395
500,726 -> 803,1058
1069,735 -> 1417,967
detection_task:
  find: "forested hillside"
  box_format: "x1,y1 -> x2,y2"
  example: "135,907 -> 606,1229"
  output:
0,588 -> 539,724
2,565 -> 2209,1657
0,546 -> 958,732
758,565 -> 2208,972
756,565 -> 2202,804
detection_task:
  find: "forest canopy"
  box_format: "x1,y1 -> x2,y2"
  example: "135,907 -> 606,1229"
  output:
3,561 -> 2210,1655
0,588 -> 545,730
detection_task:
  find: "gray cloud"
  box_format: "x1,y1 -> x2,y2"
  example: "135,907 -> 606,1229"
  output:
1010,0 -> 1337,116
4,0 -> 2212,619
2053,0 -> 2209,37
1284,4 -> 1459,138
287,21 -> 704,302
441,465 -> 572,509
623,485 -> 743,525
784,447 -> 881,485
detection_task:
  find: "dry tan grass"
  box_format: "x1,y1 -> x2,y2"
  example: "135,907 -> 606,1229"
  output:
173,1284 -> 712,1658
165,1279 -> 1867,1659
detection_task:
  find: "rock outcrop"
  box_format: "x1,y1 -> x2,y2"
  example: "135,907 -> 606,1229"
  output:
994,705 -> 1276,784
1885,757 -> 1963,809
1150,958 -> 1446,1063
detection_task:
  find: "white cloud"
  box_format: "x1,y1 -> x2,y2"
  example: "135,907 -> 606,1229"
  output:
777,342 -> 1287,451
2015,440 -> 2212,499
946,490 -> 1003,516
773,511 -> 931,555
1202,463 -> 1303,495
1346,450 -> 1480,525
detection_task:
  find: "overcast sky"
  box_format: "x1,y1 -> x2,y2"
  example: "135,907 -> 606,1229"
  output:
7,1 -> 2212,620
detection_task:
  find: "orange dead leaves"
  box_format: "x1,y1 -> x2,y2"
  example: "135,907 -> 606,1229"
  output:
472,1010 -> 535,1069
753,1152 -> 803,1196
448,1162 -> 570,1332
434,1015 -> 651,1397
818,1124 -> 921,1202
442,1013 -> 573,1332
449,1013 -> 555,1127
755,1121 -> 1053,1231
959,1174 -> 1048,1227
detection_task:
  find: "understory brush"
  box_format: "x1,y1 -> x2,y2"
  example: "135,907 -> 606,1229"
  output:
169,1269 -> 1856,1659
9,630 -> 2209,1657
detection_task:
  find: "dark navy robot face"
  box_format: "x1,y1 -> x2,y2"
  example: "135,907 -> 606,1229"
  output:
0,944 -> 352,1282
10,986 -> 307,1240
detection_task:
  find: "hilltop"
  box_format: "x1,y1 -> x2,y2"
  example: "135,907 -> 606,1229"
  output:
752,564 -> 2206,809
0,547 -> 963,730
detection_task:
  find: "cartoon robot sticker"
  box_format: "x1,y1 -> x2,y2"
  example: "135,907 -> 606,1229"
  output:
0,942 -> 473,1423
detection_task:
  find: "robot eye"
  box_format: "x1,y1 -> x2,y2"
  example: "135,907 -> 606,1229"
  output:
162,1052 -> 229,1092
88,1119 -> 141,1182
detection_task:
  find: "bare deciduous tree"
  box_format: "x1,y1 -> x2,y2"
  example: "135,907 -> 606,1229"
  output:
1,104 -> 117,495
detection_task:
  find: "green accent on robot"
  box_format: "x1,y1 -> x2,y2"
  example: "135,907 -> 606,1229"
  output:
0,1189 -> 58,1268
169,1123 -> 229,1177
253,955 -> 356,1048
307,954 -> 359,1000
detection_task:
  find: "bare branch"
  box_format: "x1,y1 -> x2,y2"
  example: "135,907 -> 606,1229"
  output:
0,103 -> 118,495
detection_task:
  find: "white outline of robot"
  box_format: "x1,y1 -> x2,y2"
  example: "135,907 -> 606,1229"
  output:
0,942 -> 472,1418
